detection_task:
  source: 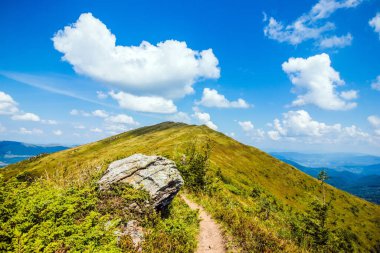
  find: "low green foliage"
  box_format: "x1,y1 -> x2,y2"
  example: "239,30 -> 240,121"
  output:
175,139 -> 212,193
0,169 -> 199,252
0,175 -> 120,252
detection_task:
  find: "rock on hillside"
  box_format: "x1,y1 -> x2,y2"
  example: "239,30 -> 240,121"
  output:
98,154 -> 184,210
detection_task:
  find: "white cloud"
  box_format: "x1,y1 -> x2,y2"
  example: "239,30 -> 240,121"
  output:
340,90 -> 358,100
41,119 -> 58,125
90,128 -> 103,133
53,13 -> 220,99
0,123 -> 6,132
238,121 -> 254,131
105,114 -> 139,125
96,91 -> 108,99
368,115 -> 380,128
369,13 -> 380,39
268,110 -> 369,143
264,0 -> 361,47
282,53 -> 357,110
70,109 -> 90,117
109,91 -> 177,114
192,108 -> 217,130
196,88 -> 249,108
319,33 -> 352,48
92,109 -> 108,118
53,130 -> 63,136
74,124 -> 86,129
264,16 -> 333,45
0,91 -> 54,124
368,115 -> 380,136
268,130 -> 281,141
70,109 -> 79,115
11,112 -> 40,122
0,91 -> 19,115
104,124 -> 130,135
167,112 -> 191,124
238,120 -> 265,140
371,76 -> 380,91
19,127 -> 43,135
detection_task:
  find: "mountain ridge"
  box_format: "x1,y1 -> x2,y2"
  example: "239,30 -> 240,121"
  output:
2,122 -> 379,251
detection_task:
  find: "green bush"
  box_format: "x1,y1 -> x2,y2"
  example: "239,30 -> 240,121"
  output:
0,169 -> 199,253
175,140 -> 212,192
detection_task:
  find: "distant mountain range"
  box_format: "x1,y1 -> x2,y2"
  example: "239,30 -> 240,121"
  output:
270,152 -> 380,174
271,152 -> 380,204
0,141 -> 68,167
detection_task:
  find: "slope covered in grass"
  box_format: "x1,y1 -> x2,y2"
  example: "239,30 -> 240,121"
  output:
2,122 -> 380,252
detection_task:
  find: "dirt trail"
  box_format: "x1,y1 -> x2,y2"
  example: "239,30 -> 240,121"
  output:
181,195 -> 226,253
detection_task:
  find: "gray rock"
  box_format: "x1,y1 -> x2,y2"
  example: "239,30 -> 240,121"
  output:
114,220 -> 144,252
125,220 -> 144,251
98,154 -> 184,209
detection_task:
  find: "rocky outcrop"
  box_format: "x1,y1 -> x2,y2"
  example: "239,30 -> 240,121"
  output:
98,154 -> 184,210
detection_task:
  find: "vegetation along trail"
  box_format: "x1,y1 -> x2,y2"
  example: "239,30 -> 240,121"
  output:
181,195 -> 226,253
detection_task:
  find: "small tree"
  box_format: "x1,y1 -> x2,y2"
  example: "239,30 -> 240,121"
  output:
301,169 -> 331,250
318,169 -> 329,205
303,200 -> 330,248
175,139 -> 212,192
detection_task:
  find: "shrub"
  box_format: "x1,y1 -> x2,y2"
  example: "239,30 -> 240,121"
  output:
175,139 -> 213,192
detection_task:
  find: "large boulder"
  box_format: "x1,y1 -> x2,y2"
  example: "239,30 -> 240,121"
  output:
98,154 -> 184,210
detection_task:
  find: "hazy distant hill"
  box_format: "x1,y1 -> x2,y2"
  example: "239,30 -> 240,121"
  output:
0,141 -> 68,167
271,152 -> 380,173
279,159 -> 380,204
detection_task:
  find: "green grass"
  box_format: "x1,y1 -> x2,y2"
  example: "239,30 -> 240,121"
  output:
2,122 -> 380,252
0,151 -> 199,252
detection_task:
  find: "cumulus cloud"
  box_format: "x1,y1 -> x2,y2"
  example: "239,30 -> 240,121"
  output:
319,33 -> 352,48
0,91 -> 19,115
0,123 -> 6,132
70,109 -> 91,117
105,114 -> 139,125
92,109 -> 108,118
192,107 -> 217,130
238,120 -> 265,140
103,113 -> 139,135
90,128 -> 103,133
11,112 -> 40,122
96,91 -> 108,99
19,127 -> 43,135
282,53 -> 357,110
53,13 -> 220,99
109,91 -> 177,114
196,88 -> 249,108
264,0 -> 361,47
53,130 -> 63,136
368,115 -> 380,128
104,124 -> 131,135
238,121 -> 254,131
167,112 -> 191,124
369,13 -> 380,39
371,76 -> 380,91
268,110 -> 369,143
340,90 -> 358,100
0,91 -> 44,122
41,119 -> 57,125
368,115 -> 380,136
74,124 -> 86,129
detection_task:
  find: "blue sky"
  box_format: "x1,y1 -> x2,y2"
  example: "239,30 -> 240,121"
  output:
1,0 -> 379,154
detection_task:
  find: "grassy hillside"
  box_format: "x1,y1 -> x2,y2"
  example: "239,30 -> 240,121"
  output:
2,122 -> 379,252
